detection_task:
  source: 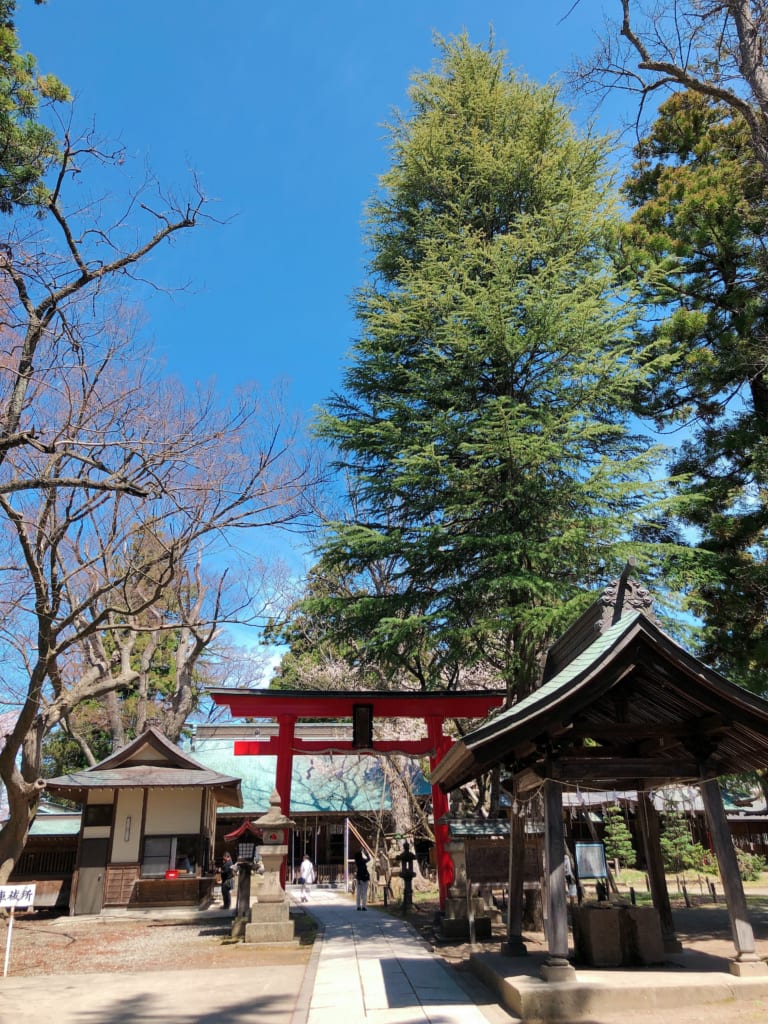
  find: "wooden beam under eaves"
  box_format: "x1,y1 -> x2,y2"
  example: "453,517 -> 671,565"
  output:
550,756 -> 702,783
502,767 -> 545,793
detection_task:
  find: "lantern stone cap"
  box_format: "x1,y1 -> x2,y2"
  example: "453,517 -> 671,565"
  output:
253,787 -> 295,829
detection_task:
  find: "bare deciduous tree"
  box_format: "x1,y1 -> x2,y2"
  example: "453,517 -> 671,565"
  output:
572,1 -> 768,170
0,128 -> 319,882
0,332 -> 317,877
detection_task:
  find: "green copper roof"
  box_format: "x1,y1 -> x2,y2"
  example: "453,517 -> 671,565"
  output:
29,813 -> 81,837
187,737 -> 430,814
518,612 -> 642,712
467,611 -> 644,748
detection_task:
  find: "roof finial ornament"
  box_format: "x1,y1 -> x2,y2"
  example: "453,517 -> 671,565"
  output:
601,558 -> 656,627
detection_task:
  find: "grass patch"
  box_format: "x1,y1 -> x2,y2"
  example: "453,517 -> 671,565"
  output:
292,909 -> 319,946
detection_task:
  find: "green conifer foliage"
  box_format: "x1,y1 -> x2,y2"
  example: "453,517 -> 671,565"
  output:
602,803 -> 636,868
0,1 -> 69,212
659,805 -> 705,873
310,36 -> 669,694
623,91 -> 768,690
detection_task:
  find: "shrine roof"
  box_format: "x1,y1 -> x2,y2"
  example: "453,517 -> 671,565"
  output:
45,764 -> 244,806
446,818 -> 510,837
45,726 -> 243,807
432,611 -> 768,791
29,812 -> 81,837
188,735 -> 430,814
223,818 -> 262,841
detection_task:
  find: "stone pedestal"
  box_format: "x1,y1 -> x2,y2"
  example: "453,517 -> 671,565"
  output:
502,934 -> 528,956
242,786 -> 297,945
257,845 -> 288,903
438,891 -> 492,940
445,839 -> 467,890
729,954 -> 768,977
572,903 -> 664,967
540,957 -> 577,982
245,898 -> 296,944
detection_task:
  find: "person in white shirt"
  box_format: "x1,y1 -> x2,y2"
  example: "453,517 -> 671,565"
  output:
299,853 -> 315,902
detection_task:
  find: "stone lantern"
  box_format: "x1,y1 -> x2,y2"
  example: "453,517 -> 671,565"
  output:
223,819 -> 264,925
244,788 -> 296,944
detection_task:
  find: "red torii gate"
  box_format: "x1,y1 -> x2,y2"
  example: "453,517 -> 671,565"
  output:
208,688 -> 505,908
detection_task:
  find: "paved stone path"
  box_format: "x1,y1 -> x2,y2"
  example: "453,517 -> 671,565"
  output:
293,887 -> 513,1024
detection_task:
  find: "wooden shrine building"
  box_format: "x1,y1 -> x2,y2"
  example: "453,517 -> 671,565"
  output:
45,727 -> 242,914
432,576 -> 768,980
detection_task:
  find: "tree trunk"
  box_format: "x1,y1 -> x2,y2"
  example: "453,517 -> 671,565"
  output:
0,720 -> 47,884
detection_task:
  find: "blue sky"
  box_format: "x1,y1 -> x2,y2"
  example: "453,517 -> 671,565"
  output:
18,1 -> 626,424
11,2 -> 641,673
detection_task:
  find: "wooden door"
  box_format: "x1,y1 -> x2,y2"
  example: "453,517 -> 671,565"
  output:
74,838 -> 109,915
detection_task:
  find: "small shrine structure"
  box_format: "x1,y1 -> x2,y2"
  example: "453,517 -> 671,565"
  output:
208,688 -> 505,907
45,726 -> 242,914
432,574 -> 768,980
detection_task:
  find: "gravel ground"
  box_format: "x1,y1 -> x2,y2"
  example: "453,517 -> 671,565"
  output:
3,907 -> 315,977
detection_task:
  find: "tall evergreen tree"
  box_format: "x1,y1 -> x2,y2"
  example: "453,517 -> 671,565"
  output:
603,804 -> 636,868
623,91 -> 768,691
659,803 -> 704,873
309,36 -> 670,695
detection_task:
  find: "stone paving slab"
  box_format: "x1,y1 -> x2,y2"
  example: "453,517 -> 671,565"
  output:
294,887 -> 511,1024
0,964 -> 306,1024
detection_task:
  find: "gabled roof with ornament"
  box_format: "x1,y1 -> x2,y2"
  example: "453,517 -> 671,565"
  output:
45,726 -> 243,807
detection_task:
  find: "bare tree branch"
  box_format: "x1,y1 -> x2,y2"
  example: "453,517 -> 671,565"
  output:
570,1 -> 768,170
0,126 -> 322,881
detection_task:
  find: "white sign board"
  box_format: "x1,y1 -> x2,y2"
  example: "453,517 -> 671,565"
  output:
0,883 -> 35,908
2,884 -> 35,977
575,842 -> 608,880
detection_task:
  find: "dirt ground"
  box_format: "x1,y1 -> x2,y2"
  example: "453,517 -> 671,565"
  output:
3,905 -> 316,977
4,895 -> 768,1024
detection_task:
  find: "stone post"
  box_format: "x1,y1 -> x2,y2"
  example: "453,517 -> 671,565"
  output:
244,788 -> 297,945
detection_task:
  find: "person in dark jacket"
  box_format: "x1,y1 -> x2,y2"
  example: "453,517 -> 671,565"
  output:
354,849 -> 371,910
220,851 -> 235,910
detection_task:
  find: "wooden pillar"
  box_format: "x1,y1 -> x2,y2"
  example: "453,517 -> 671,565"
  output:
541,779 -> 575,980
505,785 -> 527,955
427,717 -> 452,911
699,777 -> 766,973
637,789 -> 681,952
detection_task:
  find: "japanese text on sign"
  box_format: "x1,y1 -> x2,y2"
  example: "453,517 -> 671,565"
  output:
0,884 -> 36,908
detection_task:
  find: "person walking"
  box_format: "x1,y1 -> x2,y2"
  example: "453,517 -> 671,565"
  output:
220,851 -> 235,911
299,853 -> 315,902
354,848 -> 371,910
